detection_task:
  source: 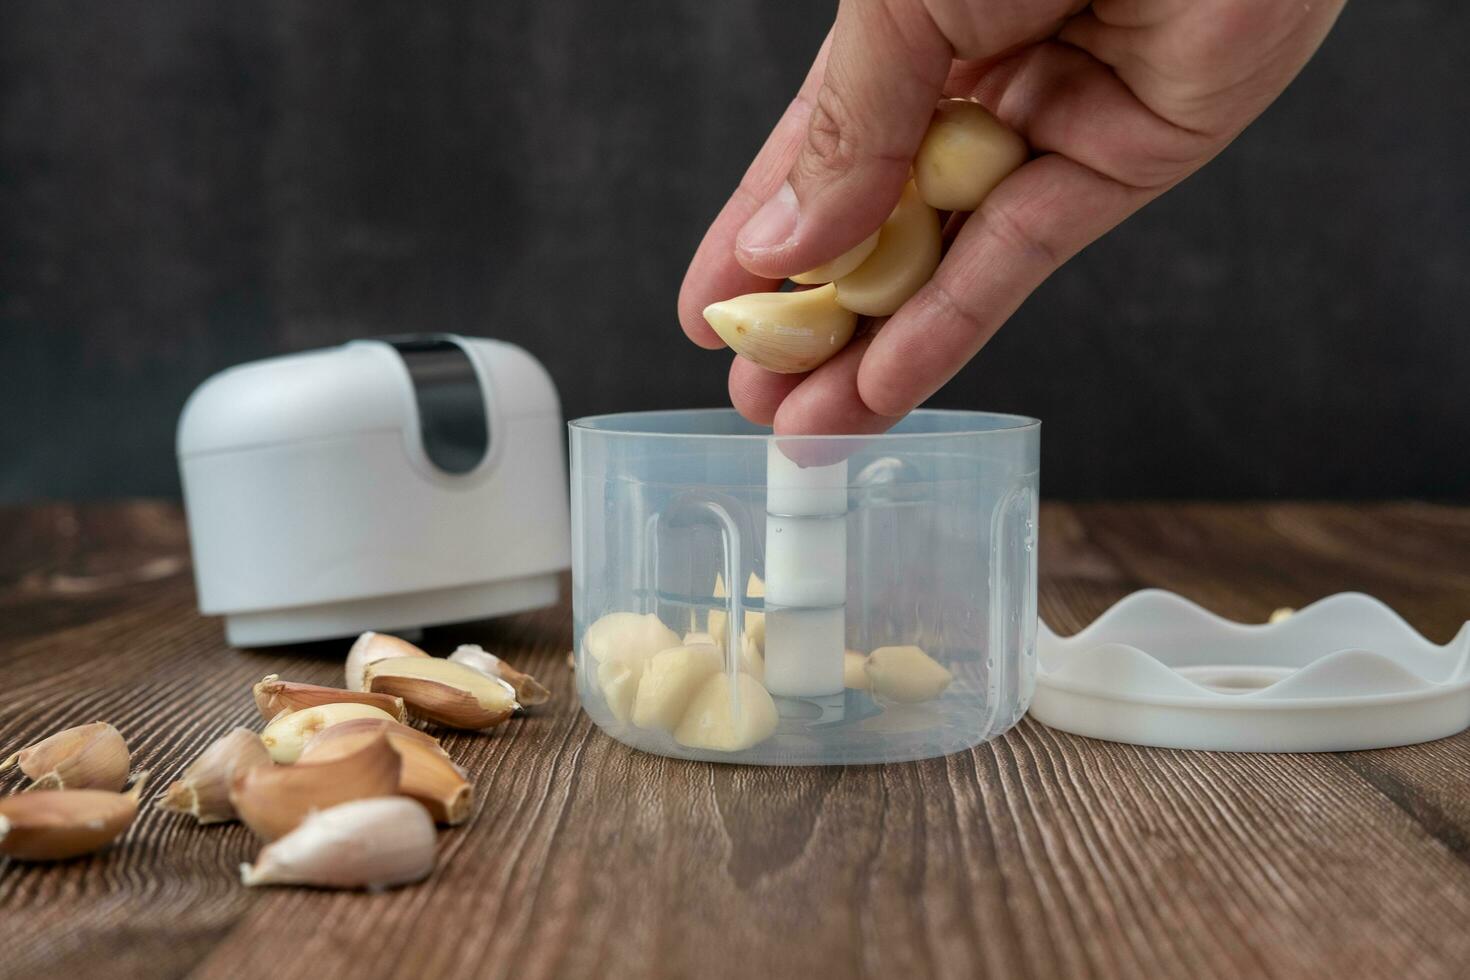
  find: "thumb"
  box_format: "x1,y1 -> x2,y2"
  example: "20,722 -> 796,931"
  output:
735,0 -> 951,280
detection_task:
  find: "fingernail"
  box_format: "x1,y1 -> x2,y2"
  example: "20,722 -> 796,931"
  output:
737,182 -> 799,255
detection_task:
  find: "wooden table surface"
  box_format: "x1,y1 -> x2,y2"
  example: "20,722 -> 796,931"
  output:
3,501 -> 1470,980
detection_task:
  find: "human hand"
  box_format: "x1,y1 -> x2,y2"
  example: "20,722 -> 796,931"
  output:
678,0 -> 1346,434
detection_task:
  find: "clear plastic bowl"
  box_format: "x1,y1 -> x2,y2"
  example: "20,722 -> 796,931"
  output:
570,409 -> 1039,765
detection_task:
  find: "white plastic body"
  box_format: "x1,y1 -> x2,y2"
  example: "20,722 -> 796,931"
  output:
177,337 -> 571,646
1032,590 -> 1470,752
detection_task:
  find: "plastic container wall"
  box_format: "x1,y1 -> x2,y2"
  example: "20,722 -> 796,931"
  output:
570,410 -> 1039,765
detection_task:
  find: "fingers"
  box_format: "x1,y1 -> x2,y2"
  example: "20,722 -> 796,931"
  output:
857,153 -> 1153,417
773,331 -> 896,436
728,357 -> 804,426
677,33 -> 834,348
733,0 -> 952,280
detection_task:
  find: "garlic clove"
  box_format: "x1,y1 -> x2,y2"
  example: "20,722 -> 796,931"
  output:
632,645 -> 723,732
674,672 -> 779,752
253,674 -> 407,723
260,702 -> 398,764
345,632 -> 430,692
157,727 -> 271,824
1269,607 -> 1295,624
2,721 -> 130,792
864,645 -> 953,703
301,725 -> 471,826
231,734 -> 401,841
240,796 -> 436,890
583,612 -> 680,666
789,230 -> 881,285
703,283 -> 859,375
596,658 -> 643,725
843,650 -> 871,690
834,181 -> 942,317
682,631 -> 718,648
708,573 -> 766,656
365,657 -> 518,730
914,99 -> 1027,212
0,772 -> 149,861
298,716 -> 440,750
448,645 -> 552,707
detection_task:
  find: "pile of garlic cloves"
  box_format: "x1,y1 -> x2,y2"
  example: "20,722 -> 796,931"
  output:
0,632 -> 550,892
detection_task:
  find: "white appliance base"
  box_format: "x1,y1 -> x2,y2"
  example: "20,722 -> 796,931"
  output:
221,573 -> 560,647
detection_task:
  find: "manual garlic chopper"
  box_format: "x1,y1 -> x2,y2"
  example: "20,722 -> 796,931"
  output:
570,409 -> 1039,765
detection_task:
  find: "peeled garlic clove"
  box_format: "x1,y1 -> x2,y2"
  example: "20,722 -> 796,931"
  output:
253,674 -> 406,723
1269,607 -> 1295,624
682,631 -> 718,648
834,182 -> 942,317
632,645 -> 723,732
914,99 -> 1027,212
740,635 -> 765,683
703,283 -> 859,375
240,796 -> 436,891
2,721 -> 130,792
448,645 -> 551,707
365,657 -> 518,730
864,645 -> 953,703
674,672 -> 779,752
708,573 -> 766,654
345,632 -> 430,692
790,230 -> 881,285
301,725 -> 471,826
231,735 -> 401,841
596,658 -> 644,724
260,702 -> 398,764
584,612 -> 680,666
0,772 -> 149,861
843,650 -> 871,690
157,727 -> 271,824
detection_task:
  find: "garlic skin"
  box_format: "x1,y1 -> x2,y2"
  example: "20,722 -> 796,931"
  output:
843,650 -> 871,690
231,735 -> 402,841
365,657 -> 518,730
790,230 -> 880,285
834,182 -> 942,317
158,727 -> 272,824
345,632 -> 430,692
2,722 -> 130,792
260,703 -> 398,764
240,797 -> 436,891
253,675 -> 406,723
703,283 -> 859,375
632,645 -> 723,732
914,99 -> 1027,212
864,645 -> 953,703
448,645 -> 551,707
674,672 -> 779,752
295,716 -> 440,748
0,772 -> 149,861
302,725 -> 471,826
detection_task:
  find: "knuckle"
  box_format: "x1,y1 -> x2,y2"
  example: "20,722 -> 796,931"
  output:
800,84 -> 860,176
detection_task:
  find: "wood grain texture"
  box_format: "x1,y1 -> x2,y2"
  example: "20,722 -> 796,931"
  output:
3,501 -> 1470,980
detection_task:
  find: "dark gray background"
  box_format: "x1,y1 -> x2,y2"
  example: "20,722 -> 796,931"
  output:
3,1 -> 1467,502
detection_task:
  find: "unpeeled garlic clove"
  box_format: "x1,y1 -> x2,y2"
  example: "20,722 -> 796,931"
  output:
632,645 -> 723,732
231,734 -> 401,841
0,772 -> 149,861
157,727 -> 271,824
843,650 -> 871,690
301,724 -> 471,826
296,716 -> 440,748
790,230 -> 880,285
345,632 -> 430,692
365,657 -> 518,730
260,702 -> 399,764
703,283 -> 859,375
2,721 -> 130,792
584,612 -> 680,666
913,99 -> 1027,212
240,796 -> 436,890
674,672 -> 779,752
864,645 -> 953,703
254,674 -> 406,723
448,645 -> 551,707
834,181 -> 942,317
